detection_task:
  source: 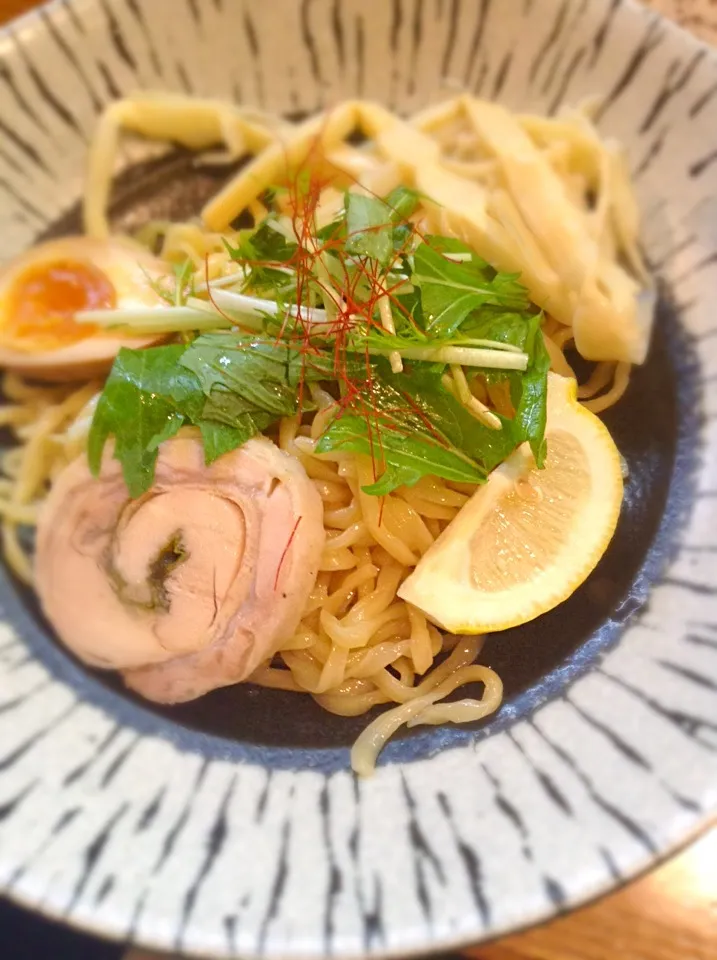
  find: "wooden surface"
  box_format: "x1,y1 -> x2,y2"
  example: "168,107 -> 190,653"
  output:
1,1 -> 716,959
0,0 -> 37,23
468,827 -> 717,960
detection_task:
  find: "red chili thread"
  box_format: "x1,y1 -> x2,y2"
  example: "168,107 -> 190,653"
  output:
274,515 -> 302,591
223,117 -> 437,512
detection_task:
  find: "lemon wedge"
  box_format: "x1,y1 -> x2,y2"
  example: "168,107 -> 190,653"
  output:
397,372 -> 624,634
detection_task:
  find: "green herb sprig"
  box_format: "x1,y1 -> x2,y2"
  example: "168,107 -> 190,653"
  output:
88,175 -> 550,497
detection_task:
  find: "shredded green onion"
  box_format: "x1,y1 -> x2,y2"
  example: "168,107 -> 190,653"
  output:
76,306 -> 227,334
363,344 -> 528,370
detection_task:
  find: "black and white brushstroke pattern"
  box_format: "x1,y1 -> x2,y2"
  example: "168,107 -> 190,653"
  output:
0,0 -> 717,957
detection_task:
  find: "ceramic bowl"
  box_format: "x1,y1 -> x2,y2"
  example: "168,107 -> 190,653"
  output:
0,1 -> 716,957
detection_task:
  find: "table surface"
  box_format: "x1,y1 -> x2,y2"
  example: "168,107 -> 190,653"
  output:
0,0 -> 716,959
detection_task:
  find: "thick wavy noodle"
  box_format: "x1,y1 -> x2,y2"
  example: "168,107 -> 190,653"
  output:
0,376 -> 99,583
250,405 -> 503,775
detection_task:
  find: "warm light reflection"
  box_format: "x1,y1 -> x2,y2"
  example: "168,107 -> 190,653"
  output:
637,824 -> 717,910
466,825 -> 717,960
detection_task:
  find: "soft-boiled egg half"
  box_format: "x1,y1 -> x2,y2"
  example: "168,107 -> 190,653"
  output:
0,236 -> 168,380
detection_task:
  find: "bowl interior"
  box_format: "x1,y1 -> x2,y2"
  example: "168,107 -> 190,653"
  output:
8,145 -> 696,768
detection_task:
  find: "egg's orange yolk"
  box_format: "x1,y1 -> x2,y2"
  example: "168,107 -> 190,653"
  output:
2,258 -> 116,351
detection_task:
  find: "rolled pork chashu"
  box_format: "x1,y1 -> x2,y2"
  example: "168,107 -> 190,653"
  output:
36,435 -> 325,702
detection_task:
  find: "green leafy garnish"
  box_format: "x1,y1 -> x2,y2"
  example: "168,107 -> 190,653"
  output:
144,258 -> 196,307
317,414 -> 485,494
345,194 -> 396,265
383,185 -> 421,222
344,187 -> 421,267
316,360 -> 515,495
89,335 -> 346,497
226,220 -> 298,298
89,178 -> 551,500
412,237 -> 531,337
453,307 -> 550,464
508,313 -> 551,466
89,345 -> 199,497
387,363 -> 516,473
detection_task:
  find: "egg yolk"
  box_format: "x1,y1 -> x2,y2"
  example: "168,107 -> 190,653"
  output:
2,258 -> 116,351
